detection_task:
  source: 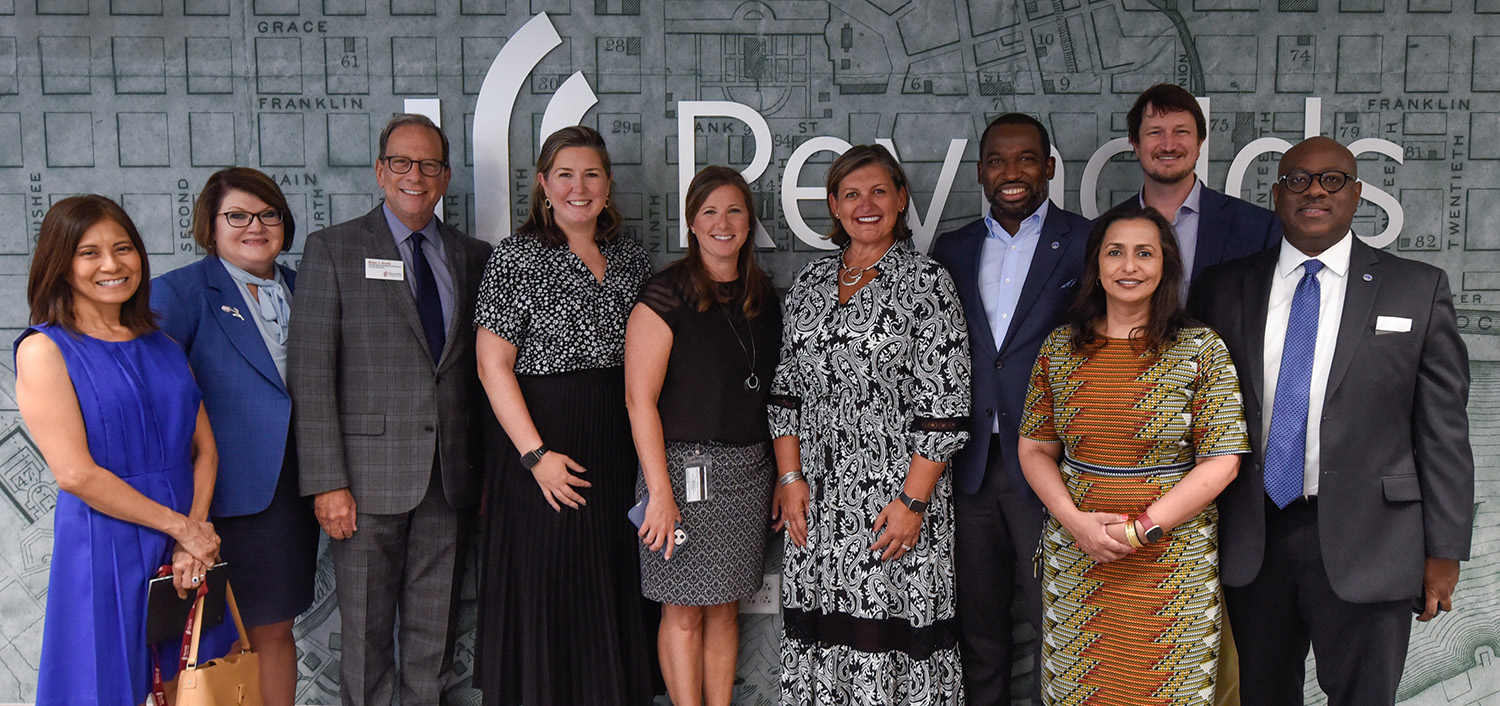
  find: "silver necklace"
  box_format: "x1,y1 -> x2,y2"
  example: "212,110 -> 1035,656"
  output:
718,301 -> 759,392
839,242 -> 896,286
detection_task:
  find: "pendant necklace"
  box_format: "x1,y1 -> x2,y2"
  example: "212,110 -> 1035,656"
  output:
719,300 -> 759,392
839,242 -> 897,286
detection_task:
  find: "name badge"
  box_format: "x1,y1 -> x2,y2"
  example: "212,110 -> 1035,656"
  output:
365,258 -> 405,281
683,453 -> 711,503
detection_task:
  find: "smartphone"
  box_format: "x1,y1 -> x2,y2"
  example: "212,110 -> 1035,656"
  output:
627,494 -> 686,549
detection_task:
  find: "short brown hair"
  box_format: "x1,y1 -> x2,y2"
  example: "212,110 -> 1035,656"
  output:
379,113 -> 450,164
29,195 -> 157,335
1127,83 -> 1206,145
824,144 -> 913,248
672,165 -> 772,318
518,126 -> 625,248
191,167 -> 296,254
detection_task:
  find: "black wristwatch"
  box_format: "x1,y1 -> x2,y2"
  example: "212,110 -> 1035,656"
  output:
1136,513 -> 1164,544
520,445 -> 549,470
898,491 -> 929,514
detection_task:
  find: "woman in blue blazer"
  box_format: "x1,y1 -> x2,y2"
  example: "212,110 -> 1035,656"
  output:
152,167 -> 319,706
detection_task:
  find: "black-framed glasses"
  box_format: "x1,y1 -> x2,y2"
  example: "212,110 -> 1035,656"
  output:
219,210 -> 284,227
1278,170 -> 1357,194
381,155 -> 448,177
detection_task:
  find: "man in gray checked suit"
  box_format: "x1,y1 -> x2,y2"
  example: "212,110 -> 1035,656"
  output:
289,113 -> 491,705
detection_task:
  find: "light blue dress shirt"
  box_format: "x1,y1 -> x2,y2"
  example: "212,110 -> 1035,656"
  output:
1139,179 -> 1202,296
382,203 -> 455,336
980,200 -> 1047,432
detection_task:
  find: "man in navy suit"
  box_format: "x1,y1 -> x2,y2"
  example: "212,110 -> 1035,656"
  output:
1112,83 -> 1280,293
931,113 -> 1089,706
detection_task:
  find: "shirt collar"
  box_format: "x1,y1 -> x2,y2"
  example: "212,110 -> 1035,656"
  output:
1137,179 -> 1203,219
983,199 -> 1049,240
382,202 -> 439,245
1276,232 -> 1354,280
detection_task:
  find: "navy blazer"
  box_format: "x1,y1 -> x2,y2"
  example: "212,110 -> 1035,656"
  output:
931,205 -> 1091,495
1112,184 -> 1281,283
152,255 -> 297,517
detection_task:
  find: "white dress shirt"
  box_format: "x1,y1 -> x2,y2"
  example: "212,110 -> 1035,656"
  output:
980,199 -> 1047,433
1260,233 -> 1353,497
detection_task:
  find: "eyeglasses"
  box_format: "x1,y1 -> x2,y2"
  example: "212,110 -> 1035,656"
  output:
381,156 -> 448,177
219,210 -> 284,227
1278,170 -> 1357,194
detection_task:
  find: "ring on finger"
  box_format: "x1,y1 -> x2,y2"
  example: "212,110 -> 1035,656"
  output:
191,575 -> 201,585
901,544 -> 913,551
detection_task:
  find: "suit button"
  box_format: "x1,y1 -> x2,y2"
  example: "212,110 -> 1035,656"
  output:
985,409 -> 994,418
424,425 -> 435,432
435,374 -> 442,384
994,360 -> 1004,370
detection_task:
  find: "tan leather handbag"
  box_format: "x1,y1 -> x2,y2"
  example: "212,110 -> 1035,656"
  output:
170,582 -> 262,706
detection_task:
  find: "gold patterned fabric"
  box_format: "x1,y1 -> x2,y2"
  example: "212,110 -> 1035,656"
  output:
1020,327 -> 1250,705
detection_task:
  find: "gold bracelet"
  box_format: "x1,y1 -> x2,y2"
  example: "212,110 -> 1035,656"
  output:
1124,519 -> 1145,549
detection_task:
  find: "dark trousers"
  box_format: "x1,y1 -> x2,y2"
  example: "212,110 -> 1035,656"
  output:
331,464 -> 466,706
954,435 -> 1045,706
1225,497 -> 1412,706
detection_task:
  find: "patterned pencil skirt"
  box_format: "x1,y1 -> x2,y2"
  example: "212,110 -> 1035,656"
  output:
637,440 -> 774,606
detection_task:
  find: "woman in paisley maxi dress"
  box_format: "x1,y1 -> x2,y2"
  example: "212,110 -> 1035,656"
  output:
768,145 -> 971,706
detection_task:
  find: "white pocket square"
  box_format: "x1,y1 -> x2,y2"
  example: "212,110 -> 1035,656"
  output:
1375,315 -> 1412,333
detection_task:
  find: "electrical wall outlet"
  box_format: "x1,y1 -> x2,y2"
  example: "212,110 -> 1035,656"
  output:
738,573 -> 781,615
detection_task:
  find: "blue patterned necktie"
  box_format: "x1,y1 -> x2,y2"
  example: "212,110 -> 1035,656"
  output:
408,231 -> 445,363
1264,258 -> 1324,508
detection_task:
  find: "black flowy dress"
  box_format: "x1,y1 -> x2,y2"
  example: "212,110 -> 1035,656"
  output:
471,231 -> 655,706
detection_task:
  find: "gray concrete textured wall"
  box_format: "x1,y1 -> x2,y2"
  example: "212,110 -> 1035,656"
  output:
0,0 -> 1497,703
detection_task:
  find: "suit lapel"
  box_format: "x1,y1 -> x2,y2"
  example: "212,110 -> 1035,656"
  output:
952,225 -> 999,360
362,207 -> 433,361
1001,209 -> 1068,354
435,224 -> 469,369
1240,249 -> 1276,406
204,256 -> 287,392
1324,240 -> 1380,399
1193,187 -> 1231,282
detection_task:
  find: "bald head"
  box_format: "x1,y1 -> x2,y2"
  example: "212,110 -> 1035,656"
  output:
1279,136 -> 1356,179
1273,136 -> 1362,256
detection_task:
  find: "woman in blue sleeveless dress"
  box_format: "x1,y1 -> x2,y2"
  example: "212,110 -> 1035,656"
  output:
14,195 -> 221,706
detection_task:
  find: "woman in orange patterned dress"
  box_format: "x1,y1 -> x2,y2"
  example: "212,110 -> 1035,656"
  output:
1017,203 -> 1250,705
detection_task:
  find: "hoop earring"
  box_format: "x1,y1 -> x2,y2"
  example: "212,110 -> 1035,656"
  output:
544,198 -> 553,210
605,196 -> 611,208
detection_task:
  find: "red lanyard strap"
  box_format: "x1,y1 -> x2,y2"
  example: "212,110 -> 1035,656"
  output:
149,567 -> 207,706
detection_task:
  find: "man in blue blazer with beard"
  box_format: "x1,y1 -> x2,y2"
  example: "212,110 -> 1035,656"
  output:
931,113 -> 1089,706
1110,83 -> 1280,295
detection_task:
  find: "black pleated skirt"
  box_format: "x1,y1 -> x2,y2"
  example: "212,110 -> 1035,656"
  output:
473,367 -> 655,706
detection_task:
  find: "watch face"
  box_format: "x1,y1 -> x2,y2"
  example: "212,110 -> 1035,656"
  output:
1144,526 -> 1164,543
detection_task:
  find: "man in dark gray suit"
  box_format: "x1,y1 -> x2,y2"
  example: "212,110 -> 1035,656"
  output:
289,114 -> 492,705
1113,83 -> 1280,293
1192,136 -> 1473,706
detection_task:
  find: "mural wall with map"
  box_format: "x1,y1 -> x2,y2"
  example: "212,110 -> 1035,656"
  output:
1,0 -> 1497,703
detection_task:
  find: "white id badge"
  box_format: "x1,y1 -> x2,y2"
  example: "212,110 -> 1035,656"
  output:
365,258 -> 405,281
683,454 -> 711,503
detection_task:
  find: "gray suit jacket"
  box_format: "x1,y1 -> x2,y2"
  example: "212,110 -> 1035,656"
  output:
1192,239 -> 1474,603
289,205 -> 492,514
